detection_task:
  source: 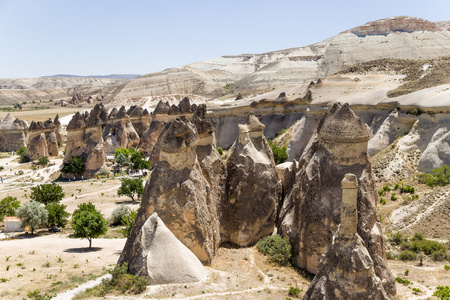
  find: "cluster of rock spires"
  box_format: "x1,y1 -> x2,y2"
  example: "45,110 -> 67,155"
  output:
0,113 -> 62,158
118,101 -> 395,298
62,97 -> 197,178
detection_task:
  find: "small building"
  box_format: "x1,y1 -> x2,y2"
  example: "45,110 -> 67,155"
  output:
4,216 -> 22,232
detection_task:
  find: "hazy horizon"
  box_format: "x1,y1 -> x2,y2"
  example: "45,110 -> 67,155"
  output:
1,0 -> 449,79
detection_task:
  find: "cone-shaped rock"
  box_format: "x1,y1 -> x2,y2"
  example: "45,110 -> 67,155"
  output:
221,114 -> 282,246
120,116 -> 218,265
278,103 -> 396,297
303,174 -> 390,300
118,212 -> 207,284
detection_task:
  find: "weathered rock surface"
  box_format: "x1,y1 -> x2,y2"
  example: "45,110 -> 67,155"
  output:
0,114 -> 28,152
102,106 -> 140,155
221,114 -> 282,246
121,116 -> 219,265
418,127 -> 450,173
303,174 -> 390,300
278,103 -> 395,297
118,212 -> 207,284
64,104 -> 107,178
127,105 -> 150,138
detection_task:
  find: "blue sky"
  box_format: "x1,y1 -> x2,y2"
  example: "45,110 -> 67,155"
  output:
0,0 -> 449,78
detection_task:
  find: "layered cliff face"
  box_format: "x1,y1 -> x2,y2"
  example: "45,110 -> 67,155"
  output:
278,103 -> 395,296
221,114 -> 282,246
64,104 -> 107,178
0,114 -> 28,152
120,116 -> 219,265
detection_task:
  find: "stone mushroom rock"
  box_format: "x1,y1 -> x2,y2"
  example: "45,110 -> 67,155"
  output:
0,114 -> 29,152
128,105 -> 150,138
191,104 -> 226,251
120,116 -> 218,265
303,174 -> 390,300
221,114 -> 282,246
102,106 -> 140,154
27,121 -> 49,160
278,103 -> 396,297
53,114 -> 63,147
118,212 -> 207,284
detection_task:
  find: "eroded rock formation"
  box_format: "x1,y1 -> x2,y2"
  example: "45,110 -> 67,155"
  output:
118,212 -> 207,284
221,114 -> 282,246
278,103 -> 395,297
26,118 -> 59,160
64,104 -> 107,178
0,114 -> 28,152
102,106 -> 140,155
303,174 -> 391,300
120,116 -> 219,265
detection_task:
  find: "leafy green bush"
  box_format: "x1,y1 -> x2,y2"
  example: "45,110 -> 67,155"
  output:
288,286 -> 301,296
418,165 -> 450,187
37,156 -> 49,166
398,250 -> 417,261
266,139 -> 288,165
412,232 -> 425,241
121,209 -> 138,238
395,277 -> 411,285
390,193 -> 398,200
433,286 -> 450,300
61,156 -> 85,174
432,250 -> 450,262
216,147 -> 223,156
0,196 -> 20,221
412,287 -> 422,294
399,184 -> 415,194
379,198 -> 386,205
409,240 -> 446,255
389,232 -> 407,245
256,234 -> 292,266
111,205 -> 130,226
46,203 -> 69,229
16,201 -> 48,235
17,146 -> 30,163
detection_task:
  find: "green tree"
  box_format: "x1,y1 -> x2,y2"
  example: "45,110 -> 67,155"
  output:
117,178 -> 144,202
419,165 -> 450,187
115,152 -> 129,170
72,202 -> 108,248
114,148 -> 131,159
17,146 -> 30,163
37,156 -> 50,166
61,155 -> 85,174
16,201 -> 48,235
0,196 -> 20,221
46,203 -> 69,229
130,150 -> 151,172
30,183 -> 65,206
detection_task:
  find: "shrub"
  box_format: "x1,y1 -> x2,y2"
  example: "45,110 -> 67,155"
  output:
379,198 -> 386,205
395,277 -> 411,286
399,183 -> 415,194
432,250 -> 450,262
17,146 -> 30,163
16,201 -> 48,235
111,205 -> 130,226
390,193 -> 398,200
72,202 -> 108,248
412,287 -> 422,294
288,286 -> 301,296
121,209 -> 138,238
130,150 -> 151,172
398,250 -> 417,261
433,286 -> 450,300
37,156 -> 49,166
386,251 -> 395,260
444,265 -> 450,270
266,139 -> 288,165
0,196 -> 20,221
418,165 -> 450,187
256,234 -> 292,266
61,156 -> 85,174
216,147 -> 223,156
412,233 -> 425,241
389,232 -> 407,245
409,240 -> 446,255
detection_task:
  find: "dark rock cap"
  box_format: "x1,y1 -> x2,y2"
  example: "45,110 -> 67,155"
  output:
192,104 -> 214,135
160,116 -> 199,150
179,97 -> 191,114
154,101 -> 170,114
54,115 -> 61,126
43,118 -> 55,129
67,112 -> 86,130
116,106 -> 128,119
108,107 -> 118,119
319,103 -> 370,143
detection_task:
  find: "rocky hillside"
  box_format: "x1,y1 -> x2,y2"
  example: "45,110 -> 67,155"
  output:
105,16 -> 450,100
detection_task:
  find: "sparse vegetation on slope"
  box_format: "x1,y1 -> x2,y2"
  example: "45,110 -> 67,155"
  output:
337,56 -> 450,97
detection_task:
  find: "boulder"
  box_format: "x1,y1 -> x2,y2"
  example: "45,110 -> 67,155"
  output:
303,174 -> 390,300
221,114 -> 282,246
278,103 -> 396,297
120,116 -> 218,265
118,212 -> 207,284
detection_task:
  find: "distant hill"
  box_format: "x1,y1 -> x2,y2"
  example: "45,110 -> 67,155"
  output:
42,74 -> 141,80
